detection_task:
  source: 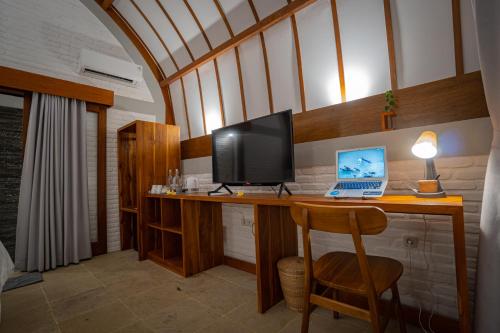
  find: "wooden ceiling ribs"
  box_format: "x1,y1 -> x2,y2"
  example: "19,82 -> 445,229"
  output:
213,0 -> 248,121
161,0 -> 317,86
248,0 -> 274,114
451,0 -> 464,77
330,0 -> 346,102
287,0 -> 306,113
383,0 -> 398,90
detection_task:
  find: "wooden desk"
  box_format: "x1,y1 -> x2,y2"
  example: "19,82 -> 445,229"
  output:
141,193 -> 469,333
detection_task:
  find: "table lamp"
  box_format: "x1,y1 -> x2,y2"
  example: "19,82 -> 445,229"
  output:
411,131 -> 445,197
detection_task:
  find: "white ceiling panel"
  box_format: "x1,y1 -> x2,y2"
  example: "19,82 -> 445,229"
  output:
219,0 -> 256,35
158,0 -> 209,59
136,0 -> 191,69
460,0 -> 480,73
253,0 -> 287,20
264,18 -> 301,114
114,0 -> 175,75
391,0 -> 455,88
239,36 -> 270,119
170,79 -> 190,141
337,0 -> 391,101
217,50 -> 244,125
198,61 -> 223,134
296,0 -> 341,110
187,0 -> 231,48
183,71 -> 205,138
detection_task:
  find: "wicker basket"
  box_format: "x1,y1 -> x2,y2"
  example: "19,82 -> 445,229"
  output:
277,256 -> 305,312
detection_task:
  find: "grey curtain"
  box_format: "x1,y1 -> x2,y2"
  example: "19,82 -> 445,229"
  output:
15,93 -> 92,272
472,0 -> 500,332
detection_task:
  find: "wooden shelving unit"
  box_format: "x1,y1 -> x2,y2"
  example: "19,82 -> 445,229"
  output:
117,120 -> 180,256
141,196 -> 224,277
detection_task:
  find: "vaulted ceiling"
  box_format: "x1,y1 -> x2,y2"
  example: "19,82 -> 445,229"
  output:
98,0 -> 480,143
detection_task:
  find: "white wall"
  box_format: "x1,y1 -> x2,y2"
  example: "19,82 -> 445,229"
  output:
0,0 -> 154,104
182,117 -> 492,320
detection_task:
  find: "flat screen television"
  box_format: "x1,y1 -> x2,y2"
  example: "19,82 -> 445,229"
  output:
211,110 -> 295,188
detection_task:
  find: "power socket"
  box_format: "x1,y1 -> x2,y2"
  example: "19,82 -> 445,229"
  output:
403,235 -> 419,248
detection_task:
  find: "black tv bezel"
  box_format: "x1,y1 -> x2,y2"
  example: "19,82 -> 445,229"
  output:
211,110 -> 295,186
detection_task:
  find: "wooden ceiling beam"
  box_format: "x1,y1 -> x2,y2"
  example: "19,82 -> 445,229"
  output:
330,0 -> 346,102
160,0 -> 317,86
383,0 -> 398,90
100,0 -> 114,10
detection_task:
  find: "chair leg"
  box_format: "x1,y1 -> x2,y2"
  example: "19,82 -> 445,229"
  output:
332,289 -> 340,319
391,285 -> 407,333
301,297 -> 311,333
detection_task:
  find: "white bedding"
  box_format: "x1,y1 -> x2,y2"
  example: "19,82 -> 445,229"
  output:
0,241 -> 14,321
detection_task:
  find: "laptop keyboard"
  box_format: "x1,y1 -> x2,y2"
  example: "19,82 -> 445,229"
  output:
334,181 -> 382,190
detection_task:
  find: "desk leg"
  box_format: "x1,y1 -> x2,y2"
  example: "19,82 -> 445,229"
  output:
254,205 -> 298,313
452,208 -> 471,333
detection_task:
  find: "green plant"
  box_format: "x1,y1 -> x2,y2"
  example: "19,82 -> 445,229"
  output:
384,90 -> 396,112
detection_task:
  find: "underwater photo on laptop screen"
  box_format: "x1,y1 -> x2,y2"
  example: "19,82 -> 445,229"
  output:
338,147 -> 385,179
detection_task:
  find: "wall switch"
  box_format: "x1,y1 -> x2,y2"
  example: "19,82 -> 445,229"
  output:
241,217 -> 252,227
403,235 -> 419,248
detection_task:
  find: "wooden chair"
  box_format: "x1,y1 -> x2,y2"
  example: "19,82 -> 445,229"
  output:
290,202 -> 406,333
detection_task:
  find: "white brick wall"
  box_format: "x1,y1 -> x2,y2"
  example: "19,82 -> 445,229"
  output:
0,0 -> 153,102
106,109 -> 155,252
184,155 -> 487,319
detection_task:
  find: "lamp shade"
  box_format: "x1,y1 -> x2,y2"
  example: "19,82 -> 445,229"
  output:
411,131 -> 437,159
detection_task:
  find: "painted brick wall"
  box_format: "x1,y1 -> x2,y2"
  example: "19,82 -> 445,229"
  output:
184,155 -> 487,319
106,109 -> 155,252
0,0 -> 153,102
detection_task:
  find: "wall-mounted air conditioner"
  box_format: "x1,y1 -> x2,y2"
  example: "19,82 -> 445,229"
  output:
79,49 -> 143,86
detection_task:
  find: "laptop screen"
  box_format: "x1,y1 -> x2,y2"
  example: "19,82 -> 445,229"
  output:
337,147 -> 386,179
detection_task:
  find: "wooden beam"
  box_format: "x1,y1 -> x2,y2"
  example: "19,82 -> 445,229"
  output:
131,0 -> 179,70
290,15 -> 306,113
162,86 -> 176,125
196,70 -> 207,135
100,0 -> 114,10
161,0 -> 317,86
105,6 -> 165,81
0,66 -> 114,106
383,0 -> 398,90
156,0 -> 195,62
213,0 -> 234,37
181,72 -> 488,159
184,0 -> 213,50
214,60 -> 226,126
235,47 -> 248,121
452,0 -> 464,77
180,77 -> 192,139
330,0 -> 346,102
248,0 -> 274,114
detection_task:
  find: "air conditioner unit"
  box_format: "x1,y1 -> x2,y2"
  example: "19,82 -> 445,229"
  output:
79,49 -> 143,86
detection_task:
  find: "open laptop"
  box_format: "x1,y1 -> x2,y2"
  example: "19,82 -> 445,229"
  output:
325,146 -> 388,198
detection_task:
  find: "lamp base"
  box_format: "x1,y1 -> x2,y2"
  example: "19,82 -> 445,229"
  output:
415,191 -> 447,198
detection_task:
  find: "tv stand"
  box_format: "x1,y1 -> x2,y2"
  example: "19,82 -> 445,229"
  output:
276,183 -> 292,198
208,184 -> 233,196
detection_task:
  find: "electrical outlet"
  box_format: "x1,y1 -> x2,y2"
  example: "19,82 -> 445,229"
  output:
403,235 -> 419,248
241,217 -> 252,227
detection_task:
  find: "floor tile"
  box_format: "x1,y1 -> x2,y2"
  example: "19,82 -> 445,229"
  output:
227,300 -> 299,333
204,265 -> 257,293
58,301 -> 136,333
195,316 -> 255,333
114,321 -> 154,333
50,286 -> 116,322
280,313 -> 370,333
0,284 -> 47,319
142,298 -> 221,333
42,269 -> 102,303
0,303 -> 58,333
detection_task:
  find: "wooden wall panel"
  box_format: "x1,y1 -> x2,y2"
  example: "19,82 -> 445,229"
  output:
181,71 -> 488,159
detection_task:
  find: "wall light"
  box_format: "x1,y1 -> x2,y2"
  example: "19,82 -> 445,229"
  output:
411,130 -> 445,196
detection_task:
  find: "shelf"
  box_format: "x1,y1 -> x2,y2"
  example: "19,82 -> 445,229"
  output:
147,223 -> 182,234
120,207 -> 137,213
147,250 -> 184,276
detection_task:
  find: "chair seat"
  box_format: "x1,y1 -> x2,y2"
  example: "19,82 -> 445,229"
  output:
313,251 -> 403,296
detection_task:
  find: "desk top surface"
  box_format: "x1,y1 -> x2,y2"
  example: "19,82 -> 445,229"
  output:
145,193 -> 463,214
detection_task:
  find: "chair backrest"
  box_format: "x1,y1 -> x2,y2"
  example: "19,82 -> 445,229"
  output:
290,203 -> 387,235
291,202 -> 388,299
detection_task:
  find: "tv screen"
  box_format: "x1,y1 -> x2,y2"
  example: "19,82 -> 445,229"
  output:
212,110 -> 295,185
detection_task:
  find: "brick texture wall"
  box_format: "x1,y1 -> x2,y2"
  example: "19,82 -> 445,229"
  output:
0,0 -> 153,102
106,109 -> 155,252
0,106 -> 23,260
184,155 -> 487,319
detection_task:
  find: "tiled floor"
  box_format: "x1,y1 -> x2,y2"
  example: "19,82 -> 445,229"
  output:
0,250 -> 419,333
